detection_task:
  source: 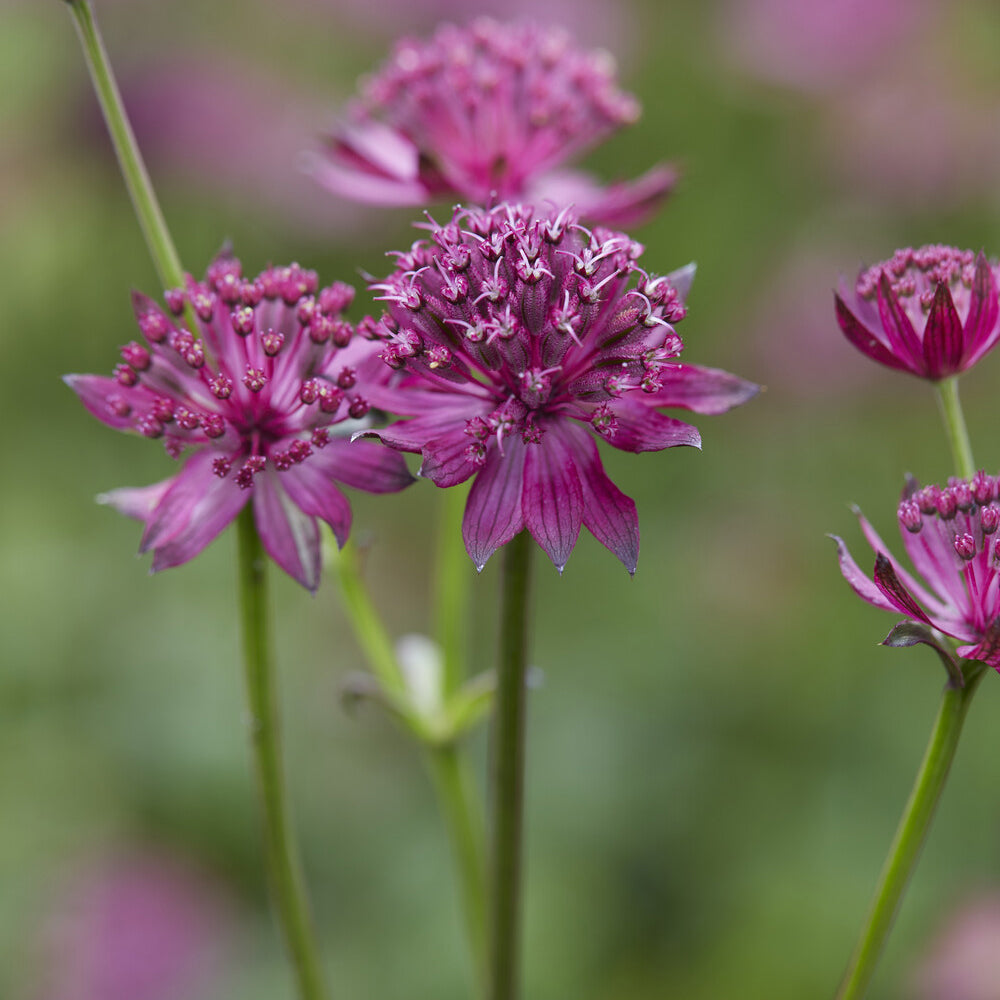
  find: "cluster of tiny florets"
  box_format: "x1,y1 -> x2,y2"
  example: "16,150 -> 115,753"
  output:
857,245 -> 978,311
370,204 -> 688,457
352,20 -> 640,197
897,472 -> 1000,563
103,257 -> 367,487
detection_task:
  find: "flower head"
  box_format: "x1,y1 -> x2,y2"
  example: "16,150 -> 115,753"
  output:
362,203 -> 758,572
34,849 -> 233,1000
833,472 -> 1000,669
66,253 -> 413,591
835,245 -> 1000,379
309,19 -> 676,227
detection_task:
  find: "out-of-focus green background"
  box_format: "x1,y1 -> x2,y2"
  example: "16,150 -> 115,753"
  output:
5,1 -> 1000,998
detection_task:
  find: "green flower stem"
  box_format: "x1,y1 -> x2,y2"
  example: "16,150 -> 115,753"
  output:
333,540 -> 406,701
237,506 -> 330,1000
935,377 -> 976,480
836,663 -> 985,1000
838,375 -> 983,998
488,531 -> 533,1000
427,744 -> 488,989
65,0 -> 186,294
435,484 -> 472,695
332,539 -> 487,986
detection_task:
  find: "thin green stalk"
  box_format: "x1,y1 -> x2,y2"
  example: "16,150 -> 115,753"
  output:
333,539 -> 487,985
237,506 -> 329,1000
837,374 -> 984,998
427,744 -> 488,989
488,531 -> 533,1000
334,541 -> 406,700
64,0 -> 186,293
935,377 -> 976,480
435,484 -> 472,695
836,664 -> 985,1000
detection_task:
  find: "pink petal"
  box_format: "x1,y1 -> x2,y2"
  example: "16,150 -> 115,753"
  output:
574,164 -> 679,228
830,534 -> 898,613
97,480 -> 173,521
922,282 -> 963,377
604,396 -> 702,453
876,273 -> 924,369
141,450 -> 224,553
834,295 -> 910,372
462,437 -> 527,572
855,508 -> 955,616
646,363 -> 760,414
333,120 -> 422,182
562,424 -> 639,573
147,467 -> 249,571
873,553 -> 933,624
523,426 -> 583,572
360,404 -> 476,452
962,252 -> 1000,367
64,374 -> 139,431
252,470 -> 321,592
307,438 -> 414,494
278,460 -> 353,548
666,263 -> 697,305
305,152 -> 429,207
529,164 -> 677,228
420,428 -> 480,488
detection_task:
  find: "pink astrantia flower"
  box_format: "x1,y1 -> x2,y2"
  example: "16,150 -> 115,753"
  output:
833,473 -> 1000,670
361,204 -> 758,572
66,253 -> 413,591
834,245 -> 1000,379
34,850 -> 233,1000
308,19 -> 676,227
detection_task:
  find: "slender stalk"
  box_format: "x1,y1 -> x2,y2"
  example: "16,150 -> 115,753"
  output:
237,506 -> 329,1000
435,484 -> 472,695
838,380 -> 983,998
935,377 -> 976,480
488,531 -> 533,1000
836,663 -> 985,1000
334,540 -> 406,700
427,744 -> 488,989
332,538 -> 487,985
64,0 -> 186,292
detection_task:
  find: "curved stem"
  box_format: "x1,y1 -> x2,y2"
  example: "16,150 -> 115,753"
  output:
332,538 -> 487,987
427,744 -> 488,990
65,1 -> 185,291
935,377 -> 976,480
488,531 -> 533,1000
435,483 -> 472,695
237,506 -> 330,1000
835,664 -> 985,1000
333,540 -> 406,700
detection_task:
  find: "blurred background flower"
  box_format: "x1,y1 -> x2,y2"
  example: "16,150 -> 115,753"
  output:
6,1 -> 1000,998
25,847 -> 237,1000
911,891 -> 1000,1000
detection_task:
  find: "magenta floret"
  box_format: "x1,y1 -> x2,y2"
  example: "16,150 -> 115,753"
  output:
361,204 -> 758,573
66,251 -> 413,591
834,472 -> 1000,669
309,19 -> 676,227
835,244 -> 1000,379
